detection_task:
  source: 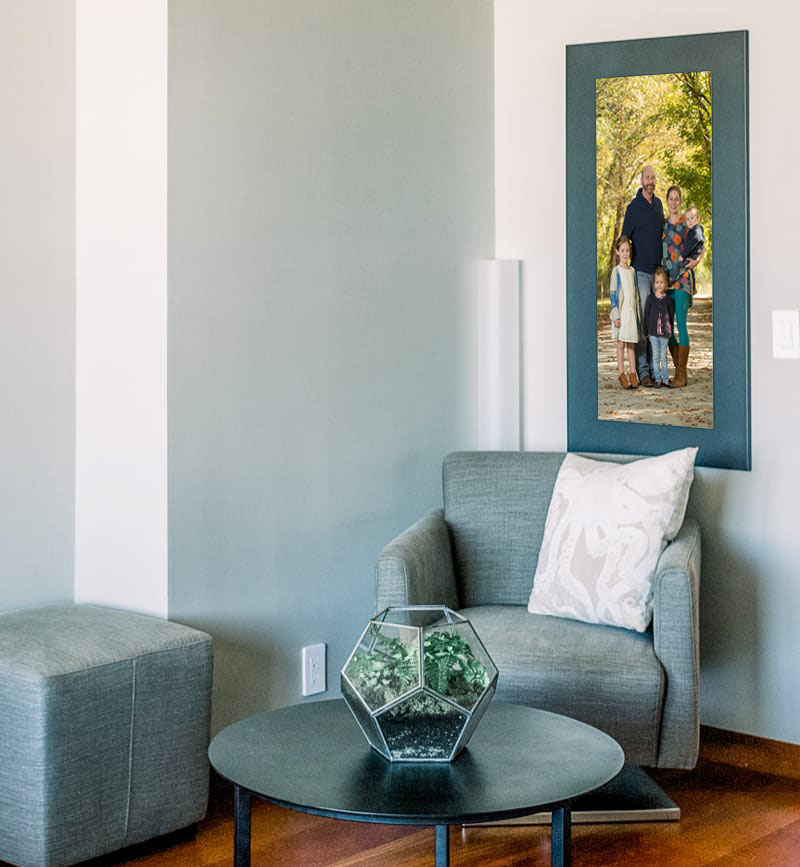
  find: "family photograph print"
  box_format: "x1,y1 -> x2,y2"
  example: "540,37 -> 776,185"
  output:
596,71 -> 713,429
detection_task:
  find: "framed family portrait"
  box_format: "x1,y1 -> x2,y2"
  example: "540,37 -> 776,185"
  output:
566,30 -> 750,470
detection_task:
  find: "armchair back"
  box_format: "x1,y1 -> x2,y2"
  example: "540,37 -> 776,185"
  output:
443,452 -> 565,607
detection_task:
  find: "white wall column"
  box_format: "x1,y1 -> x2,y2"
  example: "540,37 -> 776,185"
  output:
75,0 -> 168,616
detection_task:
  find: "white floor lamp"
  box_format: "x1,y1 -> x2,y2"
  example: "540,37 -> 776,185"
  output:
477,259 -> 521,451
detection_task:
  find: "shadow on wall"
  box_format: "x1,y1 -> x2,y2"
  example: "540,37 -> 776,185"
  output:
689,471 -> 761,732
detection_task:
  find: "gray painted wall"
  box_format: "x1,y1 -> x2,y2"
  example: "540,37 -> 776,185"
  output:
0,2 -> 75,608
168,0 -> 494,731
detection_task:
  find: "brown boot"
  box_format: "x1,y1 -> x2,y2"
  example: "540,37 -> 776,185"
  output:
672,345 -> 690,388
618,372 -> 630,389
669,343 -> 679,379
628,370 -> 639,388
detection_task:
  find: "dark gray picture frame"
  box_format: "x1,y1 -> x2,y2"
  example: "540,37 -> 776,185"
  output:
566,31 -> 750,470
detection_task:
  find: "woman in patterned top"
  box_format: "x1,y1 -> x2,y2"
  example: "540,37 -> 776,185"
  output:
662,185 -> 700,388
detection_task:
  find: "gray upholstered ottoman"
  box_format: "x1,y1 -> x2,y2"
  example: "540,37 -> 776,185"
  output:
0,604 -> 213,867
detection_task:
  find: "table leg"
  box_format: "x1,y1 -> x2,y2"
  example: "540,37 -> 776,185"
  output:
551,804 -> 572,867
234,785 -> 252,867
435,824 -> 450,867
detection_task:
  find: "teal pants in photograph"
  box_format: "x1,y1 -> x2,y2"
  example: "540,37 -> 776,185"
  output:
669,289 -> 690,347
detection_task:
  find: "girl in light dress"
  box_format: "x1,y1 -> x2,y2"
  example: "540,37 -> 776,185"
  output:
609,235 -> 641,389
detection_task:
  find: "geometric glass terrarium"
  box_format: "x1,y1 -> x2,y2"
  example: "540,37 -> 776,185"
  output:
341,606 -> 498,762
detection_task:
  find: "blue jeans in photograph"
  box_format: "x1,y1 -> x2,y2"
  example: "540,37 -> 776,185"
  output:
649,335 -> 670,384
635,270 -> 654,381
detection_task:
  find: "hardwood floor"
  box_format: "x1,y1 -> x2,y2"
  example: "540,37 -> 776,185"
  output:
85,727 -> 800,865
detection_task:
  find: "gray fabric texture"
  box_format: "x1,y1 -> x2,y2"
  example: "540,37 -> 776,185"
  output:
0,661 -> 132,867
375,451 -> 702,770
375,509 -> 459,611
0,604 -> 210,677
0,605 -> 213,866
652,518 -> 702,768
443,451 -> 565,606
461,605 -> 664,766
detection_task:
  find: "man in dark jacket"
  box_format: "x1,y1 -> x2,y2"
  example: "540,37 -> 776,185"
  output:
621,165 -> 664,386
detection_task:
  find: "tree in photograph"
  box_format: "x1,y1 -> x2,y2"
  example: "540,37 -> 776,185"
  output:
596,72 -> 712,297
596,77 -> 647,297
595,75 -> 679,297
659,71 -> 713,286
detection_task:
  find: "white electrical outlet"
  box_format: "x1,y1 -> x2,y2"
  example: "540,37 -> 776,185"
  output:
302,643 -> 326,696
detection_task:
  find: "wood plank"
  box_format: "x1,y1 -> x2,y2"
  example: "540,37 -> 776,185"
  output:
705,819 -> 800,866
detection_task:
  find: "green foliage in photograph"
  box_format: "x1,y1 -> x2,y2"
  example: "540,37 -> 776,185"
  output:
596,72 -> 712,298
660,72 -> 712,224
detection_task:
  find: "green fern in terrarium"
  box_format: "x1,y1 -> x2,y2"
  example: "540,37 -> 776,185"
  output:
346,631 -> 419,708
422,629 -> 490,709
346,627 -> 489,711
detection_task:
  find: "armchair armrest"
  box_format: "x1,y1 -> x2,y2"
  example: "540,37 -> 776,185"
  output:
652,517 -> 702,768
375,509 -> 459,611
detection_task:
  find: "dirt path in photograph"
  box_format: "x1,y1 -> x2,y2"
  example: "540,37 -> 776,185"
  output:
597,296 -> 713,429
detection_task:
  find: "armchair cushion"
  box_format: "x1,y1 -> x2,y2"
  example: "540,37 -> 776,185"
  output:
527,448 -> 697,632
462,605 -> 665,766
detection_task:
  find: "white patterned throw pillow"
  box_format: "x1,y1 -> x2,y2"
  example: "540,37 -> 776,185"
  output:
527,448 -> 698,632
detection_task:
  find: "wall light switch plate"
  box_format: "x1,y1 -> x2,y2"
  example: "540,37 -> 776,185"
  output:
772,310 -> 800,359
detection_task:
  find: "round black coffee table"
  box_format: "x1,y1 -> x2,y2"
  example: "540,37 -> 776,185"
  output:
209,699 -> 623,866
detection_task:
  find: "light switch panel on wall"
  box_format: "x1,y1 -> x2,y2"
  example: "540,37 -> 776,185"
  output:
772,310 -> 800,359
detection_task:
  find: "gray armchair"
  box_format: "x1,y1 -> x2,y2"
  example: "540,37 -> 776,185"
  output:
376,451 -> 700,769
